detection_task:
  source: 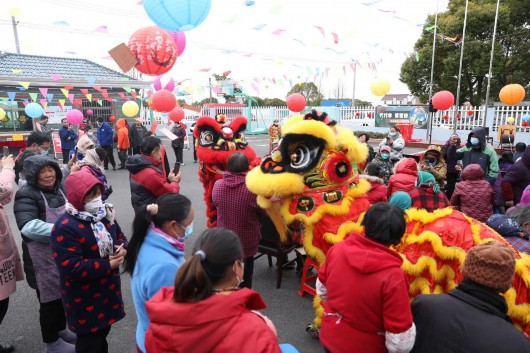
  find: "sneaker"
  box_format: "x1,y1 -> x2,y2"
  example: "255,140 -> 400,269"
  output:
180,163 -> 186,166
58,329 -> 77,343
194,160 -> 198,163
44,338 -> 75,353
0,343 -> 14,353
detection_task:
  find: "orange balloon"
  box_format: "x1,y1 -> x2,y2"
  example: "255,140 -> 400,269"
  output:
499,84 -> 525,105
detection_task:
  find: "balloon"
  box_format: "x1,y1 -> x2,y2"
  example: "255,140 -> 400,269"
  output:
153,76 -> 176,92
286,93 -> 306,112
506,116 -> 515,125
25,103 -> 44,119
109,115 -> 116,123
522,121 -> 529,127
128,26 -> 178,76
523,114 -> 530,122
443,115 -> 449,121
168,31 -> 186,57
66,109 -> 84,124
169,107 -> 185,122
151,89 -> 177,113
0,108 -> 5,120
355,112 -> 360,117
499,84 -> 525,105
457,113 -> 461,119
432,91 -> 455,111
143,0 -> 212,32
86,109 -> 93,116
370,79 -> 391,96
122,101 -> 139,117
467,110 -> 474,116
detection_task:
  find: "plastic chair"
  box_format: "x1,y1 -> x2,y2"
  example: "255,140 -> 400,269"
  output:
298,256 -> 319,297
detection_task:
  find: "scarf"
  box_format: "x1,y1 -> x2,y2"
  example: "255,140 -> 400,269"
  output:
416,171 -> 440,193
389,191 -> 412,211
149,224 -> 185,252
456,279 -> 511,323
65,202 -> 115,258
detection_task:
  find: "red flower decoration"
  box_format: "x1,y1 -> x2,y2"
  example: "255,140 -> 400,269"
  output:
323,153 -> 352,184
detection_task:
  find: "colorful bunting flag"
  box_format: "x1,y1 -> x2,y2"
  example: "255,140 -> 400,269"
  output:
86,93 -> 92,101
331,33 -> 339,44
68,93 -> 75,104
58,99 -> 65,109
7,92 -> 16,101
11,69 -> 22,74
39,88 -> 48,98
46,93 -> 54,103
85,76 -> 96,85
131,92 -> 138,100
81,89 -> 89,95
61,88 -> 69,98
314,26 -> 325,37
18,82 -> 30,90
64,85 -> 74,90
29,92 -> 38,102
39,99 -> 48,109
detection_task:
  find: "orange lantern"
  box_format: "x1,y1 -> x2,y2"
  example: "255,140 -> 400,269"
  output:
499,84 -> 525,105
169,107 -> 185,122
128,26 -> 178,76
150,89 -> 176,112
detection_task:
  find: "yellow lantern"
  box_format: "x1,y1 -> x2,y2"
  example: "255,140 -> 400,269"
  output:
370,79 -> 391,96
0,108 -> 6,120
8,8 -> 21,17
506,116 -> 515,125
499,84 -> 525,105
122,101 -> 139,117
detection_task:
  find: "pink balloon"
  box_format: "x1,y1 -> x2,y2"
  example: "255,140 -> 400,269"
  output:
66,109 -> 84,124
153,76 -> 175,92
168,31 -> 186,57
86,109 -> 93,116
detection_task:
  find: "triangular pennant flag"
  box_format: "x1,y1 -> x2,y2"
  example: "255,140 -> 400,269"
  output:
150,120 -> 158,133
93,86 -> 102,92
123,87 -> 133,93
0,98 -> 8,102
22,101 -> 29,107
61,88 -> 69,98
86,93 -> 92,101
118,92 -> 126,100
84,76 -> 96,85
18,82 -> 30,89
7,92 -> 16,101
11,69 -> 22,74
92,98 -> 99,102
131,92 -> 138,100
81,89 -> 89,95
64,85 -> 74,90
47,93 -> 54,102
74,98 -> 83,106
97,99 -> 103,106
68,93 -> 75,104
50,74 -> 62,81
39,88 -> 48,98
101,89 -> 108,98
29,92 -> 38,102
39,99 -> 48,109
331,32 -> 339,44
58,99 -> 65,109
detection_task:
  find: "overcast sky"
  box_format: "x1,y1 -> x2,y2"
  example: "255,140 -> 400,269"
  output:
0,0 -> 449,103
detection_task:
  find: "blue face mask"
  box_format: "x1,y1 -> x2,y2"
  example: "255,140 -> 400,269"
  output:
180,222 -> 194,241
381,154 -> 390,160
40,149 -> 49,156
470,137 -> 480,146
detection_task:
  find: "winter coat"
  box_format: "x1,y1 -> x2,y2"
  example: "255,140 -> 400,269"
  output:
411,287 -> 530,353
51,171 -> 127,334
441,137 -> 461,174
371,156 -> 394,185
493,160 -> 514,207
451,164 -> 494,222
125,154 -> 180,212
129,124 -> 148,149
387,158 -> 418,198
145,287 -> 282,353
171,124 -> 186,149
318,234 -> 414,353
360,175 -> 388,204
131,228 -> 186,353
486,214 -> 530,254
14,156 -> 66,289
418,157 -> 447,185
14,148 -> 38,185
409,186 -> 450,212
117,119 -> 130,150
448,127 -> 499,180
379,134 -> 405,161
97,122 -> 114,147
502,147 -> 530,205
0,168 -> 24,301
59,125 -> 78,150
212,173 -> 262,258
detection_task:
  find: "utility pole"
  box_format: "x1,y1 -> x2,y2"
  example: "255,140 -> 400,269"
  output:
483,0 -> 501,127
454,0 -> 469,133
209,77 -> 213,103
351,62 -> 356,106
11,12 -> 21,54
426,0 -> 440,144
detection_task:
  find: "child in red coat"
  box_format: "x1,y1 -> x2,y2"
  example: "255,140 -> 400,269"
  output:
451,164 -> 494,222
387,158 -> 418,198
361,163 -> 388,204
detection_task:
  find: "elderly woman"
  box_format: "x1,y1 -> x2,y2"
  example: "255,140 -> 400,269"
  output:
14,155 -> 76,353
418,145 -> 447,186
51,170 -> 127,353
379,126 -> 405,162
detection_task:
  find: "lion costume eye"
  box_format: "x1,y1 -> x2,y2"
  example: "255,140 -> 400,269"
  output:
200,131 -> 216,146
280,134 -> 325,173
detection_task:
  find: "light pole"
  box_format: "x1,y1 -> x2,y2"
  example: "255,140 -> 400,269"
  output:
9,8 -> 21,54
454,0 -> 469,133
483,0 -> 501,127
426,0 -> 440,143
351,62 -> 356,106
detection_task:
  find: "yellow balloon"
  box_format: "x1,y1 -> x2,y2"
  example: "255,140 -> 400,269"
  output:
0,108 -> 5,120
122,101 -> 139,117
370,79 -> 391,96
506,116 -> 515,125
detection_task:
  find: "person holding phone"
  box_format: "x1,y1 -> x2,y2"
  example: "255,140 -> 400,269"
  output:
59,119 -> 78,164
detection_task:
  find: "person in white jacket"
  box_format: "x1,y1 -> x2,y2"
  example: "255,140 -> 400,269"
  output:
379,126 -> 405,162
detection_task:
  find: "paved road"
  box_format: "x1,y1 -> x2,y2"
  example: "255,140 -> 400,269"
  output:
1,134 -> 424,352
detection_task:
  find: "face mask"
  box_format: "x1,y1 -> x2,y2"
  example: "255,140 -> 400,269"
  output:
233,260 -> 244,287
40,149 -> 49,156
470,137 -> 480,145
381,154 -> 390,160
84,196 -> 104,214
427,157 -> 436,164
179,222 -> 194,241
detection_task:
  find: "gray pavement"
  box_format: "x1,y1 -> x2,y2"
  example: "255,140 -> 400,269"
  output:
1,135 -> 424,352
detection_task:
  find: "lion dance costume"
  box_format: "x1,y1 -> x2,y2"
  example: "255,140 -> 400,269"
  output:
246,111 -> 530,338
194,116 -> 258,227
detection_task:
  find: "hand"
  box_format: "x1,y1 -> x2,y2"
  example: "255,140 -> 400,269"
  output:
109,245 -> 126,269
109,257 -> 124,269
168,171 -> 181,183
1,155 -> 15,169
455,165 -> 462,172
70,162 -> 80,172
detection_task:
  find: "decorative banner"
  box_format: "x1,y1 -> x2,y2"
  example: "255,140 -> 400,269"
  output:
64,85 -> 74,90
85,76 -> 96,85
331,32 -> 338,44
131,92 -> 138,100
60,88 -> 69,98
29,92 -> 38,102
86,93 -> 92,101
47,93 -> 54,102
58,99 -> 65,109
18,82 -> 30,89
375,105 -> 428,129
7,92 -> 17,101
39,99 -> 48,109
39,88 -> 48,98
11,69 -> 22,74
81,88 -> 89,95
68,93 -> 75,104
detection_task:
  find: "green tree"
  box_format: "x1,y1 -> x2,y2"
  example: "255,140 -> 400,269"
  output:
263,98 -> 286,106
287,82 -> 325,106
353,99 -> 373,106
400,0 -> 530,106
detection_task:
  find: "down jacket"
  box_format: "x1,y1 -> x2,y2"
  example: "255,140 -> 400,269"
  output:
450,164 -> 494,222
387,158 -> 418,198
502,147 -> 530,205
360,175 -> 388,204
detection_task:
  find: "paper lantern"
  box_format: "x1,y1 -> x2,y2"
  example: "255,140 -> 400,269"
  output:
86,109 -> 93,116
432,91 -> 455,111
128,26 -> 178,76
370,79 -> 391,96
467,110 -> 474,116
169,107 -> 185,122
153,76 -> 176,92
122,101 -> 140,117
457,113 -> 461,119
443,115 -> 449,121
142,0 -> 212,32
523,114 -> 530,122
109,115 -> 116,123
0,108 -> 5,120
499,84 -> 525,105
66,109 -> 83,125
168,31 -> 186,56
151,89 -> 177,113
355,112 -> 361,117
25,103 -> 44,118
286,93 -> 306,112
522,121 -> 529,127
506,116 -> 515,125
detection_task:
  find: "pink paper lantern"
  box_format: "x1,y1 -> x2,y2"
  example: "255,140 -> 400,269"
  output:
286,93 -> 306,112
86,109 -> 93,116
168,31 -> 186,57
66,109 -> 84,124
432,91 -> 455,111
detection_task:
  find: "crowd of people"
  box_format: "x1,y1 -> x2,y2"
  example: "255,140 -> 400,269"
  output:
0,116 -> 529,353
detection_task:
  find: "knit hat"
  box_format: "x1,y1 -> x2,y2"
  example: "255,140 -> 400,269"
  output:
389,191 -> 412,211
79,148 -> 103,169
380,145 -> 391,153
416,171 -> 440,193
462,241 -> 516,293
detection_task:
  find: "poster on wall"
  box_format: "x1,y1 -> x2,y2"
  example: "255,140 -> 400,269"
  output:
45,106 -> 72,124
375,105 -> 428,129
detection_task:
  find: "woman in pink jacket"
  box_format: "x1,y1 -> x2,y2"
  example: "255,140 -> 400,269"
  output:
0,155 -> 24,352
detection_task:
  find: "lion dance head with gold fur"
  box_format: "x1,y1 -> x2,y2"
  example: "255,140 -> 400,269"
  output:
246,110 -> 530,338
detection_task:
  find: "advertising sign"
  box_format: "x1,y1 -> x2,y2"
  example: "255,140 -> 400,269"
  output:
375,105 -> 428,129
45,106 -> 72,124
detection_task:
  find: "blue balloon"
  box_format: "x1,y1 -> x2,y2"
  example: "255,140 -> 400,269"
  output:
143,0 -> 212,32
523,114 -> 530,122
25,102 -> 44,118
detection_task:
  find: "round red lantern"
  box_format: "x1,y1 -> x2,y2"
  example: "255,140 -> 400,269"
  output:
432,91 -> 455,111
355,112 -> 360,117
286,93 -> 306,112
367,113 -> 372,118
109,115 -> 116,123
169,107 -> 185,122
150,89 -> 177,113
467,110 -> 474,116
442,115 -> 449,121
128,26 -> 178,76
522,121 -> 529,127
457,113 -> 461,119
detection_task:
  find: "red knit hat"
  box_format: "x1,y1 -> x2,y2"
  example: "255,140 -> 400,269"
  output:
462,241 -> 516,293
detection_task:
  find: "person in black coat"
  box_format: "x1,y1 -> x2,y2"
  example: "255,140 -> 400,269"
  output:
411,242 -> 530,353
171,122 -> 186,165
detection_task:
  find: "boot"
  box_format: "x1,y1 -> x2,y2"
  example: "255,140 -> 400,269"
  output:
44,338 -> 75,353
0,343 -> 14,353
58,329 -> 77,343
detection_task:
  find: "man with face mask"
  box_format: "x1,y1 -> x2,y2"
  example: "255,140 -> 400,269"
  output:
448,127 -> 498,184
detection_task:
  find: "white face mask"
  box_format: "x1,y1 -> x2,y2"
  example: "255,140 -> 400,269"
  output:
84,196 -> 104,214
233,260 -> 244,287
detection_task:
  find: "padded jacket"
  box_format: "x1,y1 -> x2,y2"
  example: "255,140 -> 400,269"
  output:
387,158 -> 418,198
360,175 -> 388,204
96,122 -> 114,147
450,164 -> 494,222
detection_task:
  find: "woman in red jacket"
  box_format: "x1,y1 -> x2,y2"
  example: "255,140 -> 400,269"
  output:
145,228 -> 282,353
317,203 -> 416,353
387,157 -> 418,198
